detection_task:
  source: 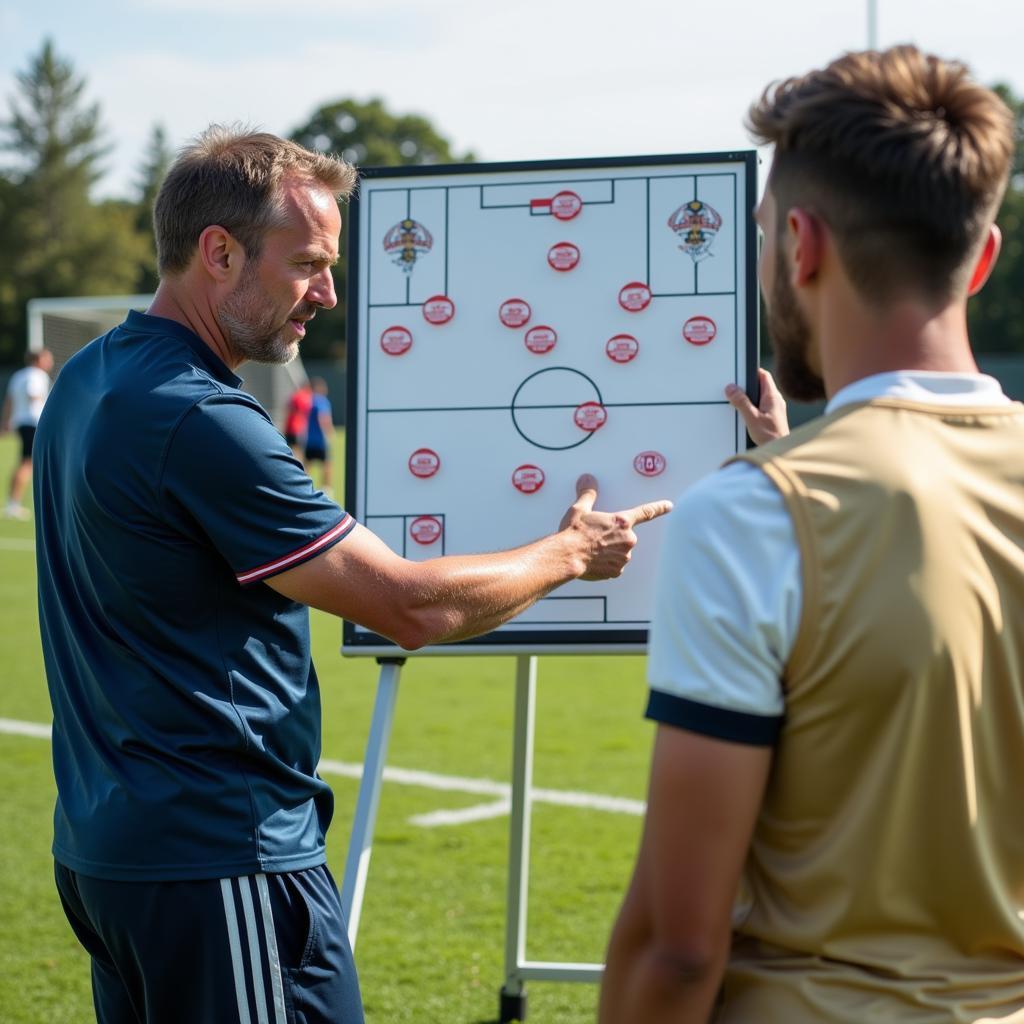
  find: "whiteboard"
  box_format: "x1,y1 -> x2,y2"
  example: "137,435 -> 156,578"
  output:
343,153 -> 758,655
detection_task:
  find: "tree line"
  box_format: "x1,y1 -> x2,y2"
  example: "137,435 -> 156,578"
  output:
1,39 -> 1021,366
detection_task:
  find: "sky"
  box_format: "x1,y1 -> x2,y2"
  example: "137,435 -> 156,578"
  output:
1,0 -> 1021,201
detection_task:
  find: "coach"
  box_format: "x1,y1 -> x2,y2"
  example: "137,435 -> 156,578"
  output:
33,126 -> 670,1024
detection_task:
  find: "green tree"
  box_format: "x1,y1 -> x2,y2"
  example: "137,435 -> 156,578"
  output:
993,84 -> 1024,185
0,39 -> 147,363
289,98 -> 473,360
133,123 -> 173,294
968,84 -> 1024,355
291,96 -> 473,170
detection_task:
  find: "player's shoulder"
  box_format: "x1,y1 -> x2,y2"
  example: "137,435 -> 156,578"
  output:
677,459 -> 776,512
668,460 -> 788,547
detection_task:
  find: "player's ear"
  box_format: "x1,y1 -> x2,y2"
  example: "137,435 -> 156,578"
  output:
786,208 -> 824,287
967,223 -> 1001,297
197,225 -> 244,284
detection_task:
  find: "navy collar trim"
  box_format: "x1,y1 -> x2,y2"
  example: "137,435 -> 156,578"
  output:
124,310 -> 244,388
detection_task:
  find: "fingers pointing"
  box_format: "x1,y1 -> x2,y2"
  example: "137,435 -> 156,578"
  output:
623,499 -> 674,527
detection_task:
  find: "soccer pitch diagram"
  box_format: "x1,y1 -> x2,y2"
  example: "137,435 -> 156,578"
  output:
344,153 -> 758,653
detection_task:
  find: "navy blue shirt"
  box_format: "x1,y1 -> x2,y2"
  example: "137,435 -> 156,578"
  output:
34,311 -> 355,881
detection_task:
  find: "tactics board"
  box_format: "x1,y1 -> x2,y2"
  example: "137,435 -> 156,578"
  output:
343,152 -> 758,655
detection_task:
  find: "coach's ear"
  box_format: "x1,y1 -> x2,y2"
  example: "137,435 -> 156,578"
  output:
967,224 -> 1001,296
197,225 -> 245,285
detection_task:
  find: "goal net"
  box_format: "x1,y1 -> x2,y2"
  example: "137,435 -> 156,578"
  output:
26,295 -> 308,427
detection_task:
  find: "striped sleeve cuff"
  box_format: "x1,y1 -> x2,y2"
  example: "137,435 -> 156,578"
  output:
236,514 -> 356,585
645,689 -> 783,746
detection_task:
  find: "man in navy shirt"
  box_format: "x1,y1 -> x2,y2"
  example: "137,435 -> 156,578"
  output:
33,126 -> 671,1024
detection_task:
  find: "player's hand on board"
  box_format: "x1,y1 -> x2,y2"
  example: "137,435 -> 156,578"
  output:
725,368 -> 790,445
559,474 -> 673,581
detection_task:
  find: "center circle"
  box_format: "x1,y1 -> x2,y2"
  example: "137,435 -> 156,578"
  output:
510,367 -> 604,451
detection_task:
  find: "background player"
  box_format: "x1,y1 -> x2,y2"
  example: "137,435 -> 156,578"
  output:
282,376 -> 312,461
2,347 -> 53,519
305,376 -> 334,494
600,45 -> 1022,1023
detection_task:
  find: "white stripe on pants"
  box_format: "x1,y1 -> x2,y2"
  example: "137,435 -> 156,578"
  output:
219,875 -> 287,1024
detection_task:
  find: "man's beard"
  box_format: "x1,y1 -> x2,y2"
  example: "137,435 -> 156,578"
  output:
219,263 -> 306,366
767,249 -> 826,403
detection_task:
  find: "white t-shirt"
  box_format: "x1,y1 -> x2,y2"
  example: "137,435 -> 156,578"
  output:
6,365 -> 51,428
646,371 -> 1013,734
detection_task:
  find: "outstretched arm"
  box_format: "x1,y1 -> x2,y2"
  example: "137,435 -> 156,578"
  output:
725,368 -> 789,445
267,474 -> 672,649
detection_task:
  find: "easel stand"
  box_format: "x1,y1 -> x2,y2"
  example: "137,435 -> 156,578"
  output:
340,654 -> 604,1024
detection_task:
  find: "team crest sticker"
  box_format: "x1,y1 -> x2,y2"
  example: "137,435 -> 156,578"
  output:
383,218 -> 433,274
668,200 -> 722,263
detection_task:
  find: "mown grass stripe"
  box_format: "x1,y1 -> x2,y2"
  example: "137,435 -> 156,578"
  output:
0,538 -> 35,551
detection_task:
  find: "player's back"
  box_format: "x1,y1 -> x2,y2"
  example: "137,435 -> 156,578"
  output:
725,398 -> 1024,1022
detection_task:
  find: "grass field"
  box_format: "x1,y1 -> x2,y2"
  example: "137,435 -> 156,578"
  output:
0,431 -> 655,1024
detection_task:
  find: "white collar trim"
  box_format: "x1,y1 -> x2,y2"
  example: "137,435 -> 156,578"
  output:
826,371 -> 1011,414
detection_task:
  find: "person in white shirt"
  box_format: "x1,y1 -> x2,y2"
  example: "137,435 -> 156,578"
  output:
600,45 -> 1022,1024
2,348 -> 53,519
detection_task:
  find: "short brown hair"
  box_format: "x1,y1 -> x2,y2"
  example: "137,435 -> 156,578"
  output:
154,125 -> 358,275
748,46 -> 1014,301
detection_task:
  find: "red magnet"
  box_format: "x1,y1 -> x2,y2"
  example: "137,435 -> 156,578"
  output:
524,326 -> 557,354
547,241 -> 580,271
408,448 -> 440,478
380,325 -> 413,355
530,190 -> 583,220
606,334 -> 639,363
422,295 -> 455,325
409,515 -> 442,545
683,316 -> 717,346
618,282 -> 652,312
574,401 -> 607,432
633,451 -> 666,477
551,190 -> 583,220
512,465 -> 545,494
499,298 -> 532,328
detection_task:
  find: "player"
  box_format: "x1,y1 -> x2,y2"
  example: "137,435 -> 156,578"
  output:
2,347 -> 53,519
600,45 -> 1022,1023
304,376 -> 334,494
32,125 -> 671,1024
283,377 -> 313,460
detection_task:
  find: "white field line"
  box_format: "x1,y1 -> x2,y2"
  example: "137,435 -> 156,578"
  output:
0,538 -> 35,551
409,799 -> 512,828
0,718 -> 51,738
0,718 -> 646,827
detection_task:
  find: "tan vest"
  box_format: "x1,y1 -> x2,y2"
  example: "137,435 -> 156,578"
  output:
719,399 -> 1024,1023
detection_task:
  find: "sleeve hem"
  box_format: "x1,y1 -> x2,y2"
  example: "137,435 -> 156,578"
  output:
645,689 -> 782,746
236,514 -> 356,585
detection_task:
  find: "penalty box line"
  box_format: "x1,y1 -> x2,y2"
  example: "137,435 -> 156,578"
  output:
0,718 -> 645,829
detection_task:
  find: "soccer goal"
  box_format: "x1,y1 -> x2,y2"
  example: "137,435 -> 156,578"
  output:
26,295 -> 308,426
